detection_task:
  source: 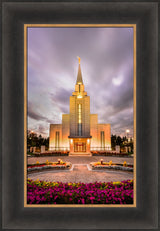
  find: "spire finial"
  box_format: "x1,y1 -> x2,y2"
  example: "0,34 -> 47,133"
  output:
77,56 -> 81,64
76,57 -> 83,85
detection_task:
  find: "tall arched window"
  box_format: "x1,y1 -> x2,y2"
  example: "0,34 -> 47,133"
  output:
55,131 -> 59,149
101,131 -> 105,149
78,104 -> 82,136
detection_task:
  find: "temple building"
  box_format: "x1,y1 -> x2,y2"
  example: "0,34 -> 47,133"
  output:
49,57 -> 111,154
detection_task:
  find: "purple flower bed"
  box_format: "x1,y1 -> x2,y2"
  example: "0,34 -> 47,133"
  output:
27,179 -> 133,204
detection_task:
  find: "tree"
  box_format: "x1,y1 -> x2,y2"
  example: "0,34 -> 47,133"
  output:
111,135 -> 117,149
116,136 -> 122,146
27,130 -> 49,149
111,134 -> 134,152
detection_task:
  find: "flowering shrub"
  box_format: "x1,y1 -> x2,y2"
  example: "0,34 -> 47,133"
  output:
28,164 -> 46,168
91,160 -> 133,168
27,161 -> 71,172
91,152 -> 130,158
27,179 -> 133,204
90,161 -> 133,172
58,159 -> 66,165
28,159 -> 68,168
46,160 -> 49,165
123,161 -> 127,167
34,151 -> 69,157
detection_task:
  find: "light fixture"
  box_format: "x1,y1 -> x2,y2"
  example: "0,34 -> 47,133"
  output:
77,95 -> 82,98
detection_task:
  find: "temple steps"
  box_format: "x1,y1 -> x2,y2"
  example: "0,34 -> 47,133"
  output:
69,152 -> 92,156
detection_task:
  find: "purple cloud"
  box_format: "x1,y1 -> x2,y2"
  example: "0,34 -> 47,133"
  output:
28,27 -> 134,137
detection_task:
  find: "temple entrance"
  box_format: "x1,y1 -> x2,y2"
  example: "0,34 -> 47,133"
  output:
69,138 -> 91,155
74,141 -> 86,152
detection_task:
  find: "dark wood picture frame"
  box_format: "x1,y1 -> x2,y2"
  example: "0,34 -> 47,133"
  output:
24,23 -> 136,208
2,1 -> 158,229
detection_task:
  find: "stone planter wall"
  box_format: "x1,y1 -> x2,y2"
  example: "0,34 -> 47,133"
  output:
90,164 -> 133,172
27,164 -> 71,173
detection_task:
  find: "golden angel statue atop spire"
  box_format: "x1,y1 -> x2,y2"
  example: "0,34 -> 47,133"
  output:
77,56 -> 81,64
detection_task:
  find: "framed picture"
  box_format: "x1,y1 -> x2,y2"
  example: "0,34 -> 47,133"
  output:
24,24 -> 136,208
2,1 -> 158,229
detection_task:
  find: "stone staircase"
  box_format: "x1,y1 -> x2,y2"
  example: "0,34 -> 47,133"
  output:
69,152 -> 92,156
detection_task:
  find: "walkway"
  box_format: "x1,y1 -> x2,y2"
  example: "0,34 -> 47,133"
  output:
28,156 -> 134,183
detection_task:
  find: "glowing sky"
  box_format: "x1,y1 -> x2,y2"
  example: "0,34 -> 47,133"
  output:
28,27 -> 134,138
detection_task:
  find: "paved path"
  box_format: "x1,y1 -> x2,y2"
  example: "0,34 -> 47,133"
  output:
28,158 -> 133,183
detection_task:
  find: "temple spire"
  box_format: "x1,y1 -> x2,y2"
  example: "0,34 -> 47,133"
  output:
76,56 -> 83,85
77,56 -> 81,64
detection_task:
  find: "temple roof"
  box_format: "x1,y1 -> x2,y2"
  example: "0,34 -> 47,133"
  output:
76,64 -> 83,85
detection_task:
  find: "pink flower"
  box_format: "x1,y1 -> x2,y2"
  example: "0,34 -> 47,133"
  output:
81,198 -> 85,204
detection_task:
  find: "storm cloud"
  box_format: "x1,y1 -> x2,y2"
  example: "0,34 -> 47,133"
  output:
28,27 -> 134,137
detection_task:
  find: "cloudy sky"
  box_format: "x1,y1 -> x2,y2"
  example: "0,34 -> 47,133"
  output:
28,27 -> 134,138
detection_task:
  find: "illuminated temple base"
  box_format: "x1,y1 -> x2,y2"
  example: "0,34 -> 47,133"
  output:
49,113 -> 111,154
